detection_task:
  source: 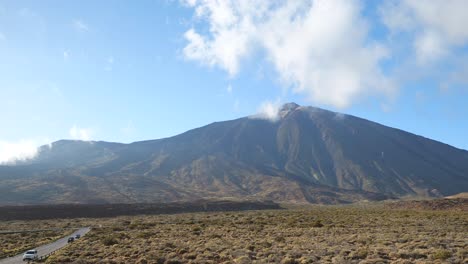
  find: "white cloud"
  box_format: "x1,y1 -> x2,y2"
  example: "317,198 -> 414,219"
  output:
413,31 -> 447,63
380,102 -> 393,113
226,84 -> 232,93
63,51 -> 69,60
182,0 -> 394,108
73,19 -> 89,32
182,1 -> 257,76
69,125 -> 93,141
251,99 -> 282,121
381,0 -> 468,63
0,140 -> 39,164
439,55 -> 468,93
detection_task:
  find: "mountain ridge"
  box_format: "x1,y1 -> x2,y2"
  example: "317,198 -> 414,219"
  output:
1,103 -> 467,205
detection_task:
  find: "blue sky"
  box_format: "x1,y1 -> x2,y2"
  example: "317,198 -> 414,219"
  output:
0,0 -> 467,162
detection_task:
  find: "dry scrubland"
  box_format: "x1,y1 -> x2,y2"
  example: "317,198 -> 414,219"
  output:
1,204 -> 460,264
0,220 -> 75,258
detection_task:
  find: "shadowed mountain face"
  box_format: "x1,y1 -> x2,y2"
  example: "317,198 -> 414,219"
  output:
1,103 -> 468,205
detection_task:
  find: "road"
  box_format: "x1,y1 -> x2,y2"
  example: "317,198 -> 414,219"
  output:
0,227 -> 91,264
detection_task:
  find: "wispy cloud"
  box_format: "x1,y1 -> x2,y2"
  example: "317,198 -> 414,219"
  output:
380,0 -> 468,64
105,56 -> 114,71
182,0 -> 394,108
73,19 -> 89,32
69,125 -> 93,141
63,50 -> 70,60
439,56 -> 468,93
226,84 -> 233,94
17,8 -> 47,37
182,0 -> 468,109
233,99 -> 240,112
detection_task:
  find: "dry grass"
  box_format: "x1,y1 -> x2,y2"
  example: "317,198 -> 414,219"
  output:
15,204 -> 463,264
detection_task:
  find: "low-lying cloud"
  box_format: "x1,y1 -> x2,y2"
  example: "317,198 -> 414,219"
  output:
251,100 -> 282,121
0,140 -> 39,164
0,124 -> 94,164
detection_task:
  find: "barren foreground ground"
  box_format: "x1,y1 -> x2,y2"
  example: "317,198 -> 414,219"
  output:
2,204 -> 467,263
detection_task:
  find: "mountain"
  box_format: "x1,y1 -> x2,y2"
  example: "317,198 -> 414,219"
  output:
1,103 -> 468,205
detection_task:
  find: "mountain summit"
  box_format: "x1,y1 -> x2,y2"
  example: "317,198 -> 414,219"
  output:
278,102 -> 300,118
1,103 -> 468,205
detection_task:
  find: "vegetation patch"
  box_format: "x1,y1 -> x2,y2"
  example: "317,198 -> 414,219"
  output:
1,204 -> 466,263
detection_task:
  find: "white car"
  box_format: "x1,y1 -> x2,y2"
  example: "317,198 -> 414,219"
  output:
22,249 -> 38,261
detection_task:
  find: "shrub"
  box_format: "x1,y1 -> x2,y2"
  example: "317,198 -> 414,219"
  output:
275,236 -> 286,243
281,257 -> 299,264
102,236 -> 118,246
432,250 -> 451,260
164,242 -> 176,249
112,226 -> 124,231
156,257 -> 166,264
165,259 -> 182,264
136,232 -> 153,239
311,220 -> 324,228
350,248 -> 368,260
399,251 -> 427,259
259,241 -> 272,248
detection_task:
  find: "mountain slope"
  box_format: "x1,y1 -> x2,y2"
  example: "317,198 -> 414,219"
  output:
1,103 -> 467,205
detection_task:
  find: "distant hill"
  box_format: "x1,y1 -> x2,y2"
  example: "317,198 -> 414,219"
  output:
386,198 -> 468,211
446,192 -> 468,199
0,201 -> 281,220
1,103 -> 467,205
